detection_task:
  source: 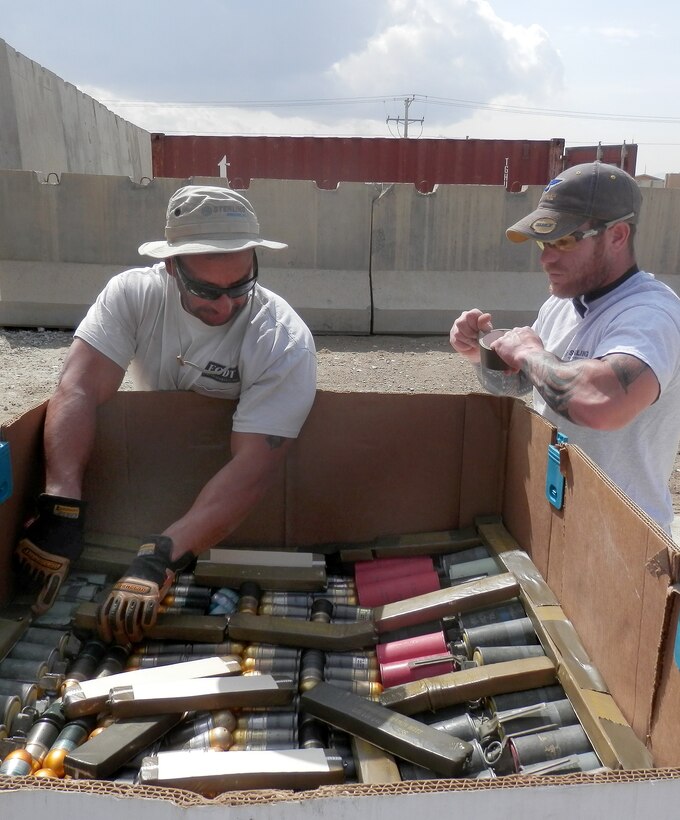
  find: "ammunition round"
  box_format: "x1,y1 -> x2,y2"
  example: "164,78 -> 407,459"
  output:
299,719 -> 326,749
33,767 -> 60,778
236,711 -> 297,731
519,751 -> 603,776
357,570 -> 440,608
260,593 -> 312,607
324,651 -> 378,668
427,711 -> 479,742
0,658 -> 48,684
42,747 -> 68,777
313,592 -> 357,606
94,645 -> 131,678
242,645 -> 301,660
454,599 -> 527,630
462,618 -> 538,653
379,655 -> 454,688
509,724 -> 593,770
329,603 -> 373,622
63,639 -> 108,682
0,748 -> 34,776
354,556 -> 434,583
472,645 -> 545,665
8,642 -> 59,667
237,582 -> 261,615
439,546 -> 492,570
323,665 -> 380,682
228,740 -> 295,752
447,557 -> 501,585
232,727 -> 297,746
211,710 -> 237,732
495,698 -> 578,738
24,701 -> 66,765
175,726 -> 233,751
0,679 -> 38,706
325,679 -> 384,698
310,598 -> 333,623
0,694 -> 21,729
259,603 -> 310,617
488,685 -> 565,713
23,627 -> 71,656
241,657 -> 300,674
376,630 -> 447,665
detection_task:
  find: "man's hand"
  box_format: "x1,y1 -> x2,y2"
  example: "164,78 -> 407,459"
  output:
449,309 -> 494,363
15,494 -> 86,615
490,326 -> 545,372
97,535 -> 195,644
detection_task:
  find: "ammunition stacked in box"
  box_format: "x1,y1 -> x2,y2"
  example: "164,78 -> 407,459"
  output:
0,523 -> 650,794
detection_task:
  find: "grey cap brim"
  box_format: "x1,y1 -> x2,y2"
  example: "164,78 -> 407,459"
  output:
506,208 -> 586,244
138,237 -> 288,258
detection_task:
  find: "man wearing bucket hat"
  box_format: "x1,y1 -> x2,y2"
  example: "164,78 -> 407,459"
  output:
450,161 -> 680,532
15,185 -> 317,643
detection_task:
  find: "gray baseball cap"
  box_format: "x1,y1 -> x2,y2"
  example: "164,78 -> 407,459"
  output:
138,185 -> 287,258
506,161 -> 642,243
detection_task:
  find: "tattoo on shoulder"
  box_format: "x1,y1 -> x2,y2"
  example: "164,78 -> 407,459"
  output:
604,354 -> 649,393
266,435 -> 286,450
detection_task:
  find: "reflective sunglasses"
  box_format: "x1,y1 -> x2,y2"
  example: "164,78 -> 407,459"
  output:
173,254 -> 258,301
535,213 -> 635,252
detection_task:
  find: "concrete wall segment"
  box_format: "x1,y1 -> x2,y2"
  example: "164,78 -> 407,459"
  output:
0,38 -> 152,180
1,171 -> 679,332
0,42 -> 21,169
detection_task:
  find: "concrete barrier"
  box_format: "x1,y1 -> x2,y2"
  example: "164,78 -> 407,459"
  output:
0,171 -> 679,334
0,38 -> 151,180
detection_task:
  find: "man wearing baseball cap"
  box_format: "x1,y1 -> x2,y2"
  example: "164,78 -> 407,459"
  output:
16,185 -> 317,643
450,161 -> 680,532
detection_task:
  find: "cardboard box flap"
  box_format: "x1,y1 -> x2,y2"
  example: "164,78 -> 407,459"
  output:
0,401 -> 48,604
545,443 -> 673,749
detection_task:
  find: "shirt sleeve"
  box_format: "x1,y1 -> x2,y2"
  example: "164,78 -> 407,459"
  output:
232,341 -> 317,438
592,300 -> 680,392
74,268 -> 162,371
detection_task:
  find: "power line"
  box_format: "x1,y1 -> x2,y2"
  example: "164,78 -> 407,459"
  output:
99,92 -> 680,126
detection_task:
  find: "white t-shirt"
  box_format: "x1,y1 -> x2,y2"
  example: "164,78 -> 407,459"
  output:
75,263 -> 317,438
532,270 -> 680,529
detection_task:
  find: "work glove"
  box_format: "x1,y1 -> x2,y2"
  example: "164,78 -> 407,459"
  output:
97,535 -> 195,645
15,494 -> 86,615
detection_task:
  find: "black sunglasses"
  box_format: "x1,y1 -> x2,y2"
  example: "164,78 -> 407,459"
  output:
173,254 -> 258,301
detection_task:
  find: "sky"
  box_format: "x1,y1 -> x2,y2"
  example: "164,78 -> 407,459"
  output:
2,0 -> 680,177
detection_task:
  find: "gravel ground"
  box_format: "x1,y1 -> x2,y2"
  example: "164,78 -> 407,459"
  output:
1,327 -> 678,515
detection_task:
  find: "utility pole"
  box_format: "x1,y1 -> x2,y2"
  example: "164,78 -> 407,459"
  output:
386,95 -> 424,138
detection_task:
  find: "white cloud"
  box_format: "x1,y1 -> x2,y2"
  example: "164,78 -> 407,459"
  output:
329,0 -> 563,115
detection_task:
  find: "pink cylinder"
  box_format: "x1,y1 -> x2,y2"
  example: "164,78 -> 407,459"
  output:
376,630 -> 447,665
354,556 -> 434,583
357,569 -> 440,607
380,655 -> 455,688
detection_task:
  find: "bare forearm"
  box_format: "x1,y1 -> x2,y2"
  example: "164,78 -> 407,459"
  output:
43,387 -> 100,497
519,350 -> 656,429
164,435 -> 290,559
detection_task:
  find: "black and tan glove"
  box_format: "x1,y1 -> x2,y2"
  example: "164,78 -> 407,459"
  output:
97,535 -> 195,644
15,494 -> 86,615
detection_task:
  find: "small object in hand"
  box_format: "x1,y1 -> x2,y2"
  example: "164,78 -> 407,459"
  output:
479,329 -> 511,371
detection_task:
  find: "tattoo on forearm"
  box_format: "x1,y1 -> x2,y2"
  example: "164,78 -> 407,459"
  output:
524,353 -> 650,422
266,435 -> 286,450
605,355 -> 648,392
523,353 -> 581,422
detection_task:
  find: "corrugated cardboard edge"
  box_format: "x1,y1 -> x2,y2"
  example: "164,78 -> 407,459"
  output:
2,769 -> 680,806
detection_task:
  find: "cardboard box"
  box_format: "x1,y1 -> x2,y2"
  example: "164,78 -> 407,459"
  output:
0,390 -> 679,817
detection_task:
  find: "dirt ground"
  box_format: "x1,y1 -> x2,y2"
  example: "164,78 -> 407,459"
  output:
1,328 -> 678,515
